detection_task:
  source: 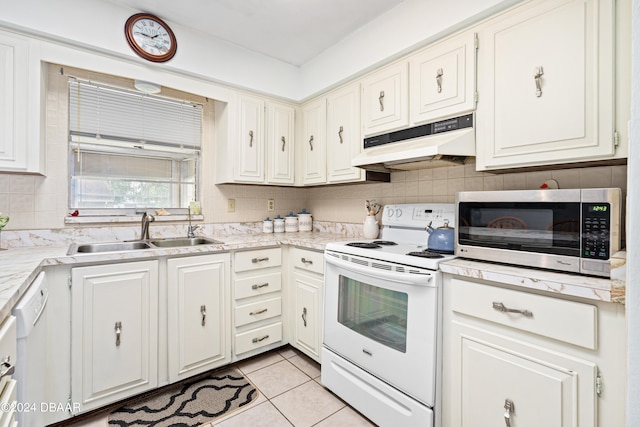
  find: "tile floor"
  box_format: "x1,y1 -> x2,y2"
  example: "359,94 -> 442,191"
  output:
66,346 -> 377,427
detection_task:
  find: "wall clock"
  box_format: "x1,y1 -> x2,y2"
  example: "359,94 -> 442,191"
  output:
125,13 -> 177,63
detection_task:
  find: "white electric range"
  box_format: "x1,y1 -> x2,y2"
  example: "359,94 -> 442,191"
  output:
322,203 -> 455,427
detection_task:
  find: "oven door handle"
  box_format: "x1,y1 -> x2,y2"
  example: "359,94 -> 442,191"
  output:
325,255 -> 434,286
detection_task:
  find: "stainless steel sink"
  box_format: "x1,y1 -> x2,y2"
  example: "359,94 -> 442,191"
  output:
148,237 -> 223,248
68,241 -> 152,255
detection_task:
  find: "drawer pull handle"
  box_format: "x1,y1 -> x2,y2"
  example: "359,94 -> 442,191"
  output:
301,257 -> 313,265
115,321 -> 122,347
492,302 -> 533,318
302,307 -> 307,327
252,257 -> 269,263
252,335 -> 270,343
201,305 -> 207,326
249,130 -> 254,147
250,308 -> 268,316
0,357 -> 14,379
252,283 -> 269,290
504,399 -> 515,427
379,90 -> 385,111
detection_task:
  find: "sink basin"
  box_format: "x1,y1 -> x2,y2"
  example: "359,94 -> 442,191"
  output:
149,237 -> 223,248
68,241 -> 152,255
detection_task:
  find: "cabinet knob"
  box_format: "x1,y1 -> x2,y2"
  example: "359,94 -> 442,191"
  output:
503,399 -> 515,427
115,321 -> 122,347
534,66 -> 544,97
436,68 -> 444,93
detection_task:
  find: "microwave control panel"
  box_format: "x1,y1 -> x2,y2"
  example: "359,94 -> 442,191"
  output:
581,203 -> 611,259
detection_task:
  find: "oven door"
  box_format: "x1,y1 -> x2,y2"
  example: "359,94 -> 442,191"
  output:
323,251 -> 439,406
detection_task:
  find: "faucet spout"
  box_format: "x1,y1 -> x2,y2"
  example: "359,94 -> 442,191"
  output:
140,212 -> 155,240
187,207 -> 199,238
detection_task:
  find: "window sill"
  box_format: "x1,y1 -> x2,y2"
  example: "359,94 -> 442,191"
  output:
64,214 -> 204,225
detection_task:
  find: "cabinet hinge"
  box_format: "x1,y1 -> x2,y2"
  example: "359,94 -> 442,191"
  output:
474,33 -> 479,49
474,91 -> 479,104
596,372 -> 603,397
68,272 -> 72,288
614,130 -> 620,148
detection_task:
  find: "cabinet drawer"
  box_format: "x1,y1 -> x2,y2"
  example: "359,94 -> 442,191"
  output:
235,322 -> 282,355
234,248 -> 282,272
235,297 -> 282,327
234,272 -> 282,300
292,248 -> 324,275
451,278 -> 597,349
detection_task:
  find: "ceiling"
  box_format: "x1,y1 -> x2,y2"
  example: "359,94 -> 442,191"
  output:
106,0 -> 405,66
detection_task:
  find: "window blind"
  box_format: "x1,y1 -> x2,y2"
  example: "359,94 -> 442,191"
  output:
68,79 -> 202,155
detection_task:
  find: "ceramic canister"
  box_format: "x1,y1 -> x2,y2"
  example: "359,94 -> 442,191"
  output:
273,215 -> 285,233
285,211 -> 299,232
298,208 -> 312,232
263,217 -> 273,233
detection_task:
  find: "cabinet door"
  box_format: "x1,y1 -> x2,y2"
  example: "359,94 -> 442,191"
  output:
362,62 -> 409,136
301,99 -> 327,185
235,94 -> 265,182
409,31 -> 476,125
167,254 -> 230,382
292,271 -> 322,361
71,261 -> 158,412
451,324 -> 597,427
476,0 -> 615,170
326,83 -> 363,183
0,32 -> 29,173
267,101 -> 295,184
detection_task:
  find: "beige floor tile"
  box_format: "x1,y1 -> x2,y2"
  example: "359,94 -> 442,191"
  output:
207,389 -> 268,425
314,406 -> 378,427
270,380 -> 345,427
246,360 -> 310,398
63,412 -> 109,426
214,401 -> 293,427
288,354 -> 321,379
236,351 -> 285,374
278,346 -> 301,359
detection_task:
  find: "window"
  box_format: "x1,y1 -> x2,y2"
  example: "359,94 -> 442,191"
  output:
68,79 -> 202,215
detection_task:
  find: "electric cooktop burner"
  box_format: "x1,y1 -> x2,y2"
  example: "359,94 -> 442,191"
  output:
406,250 -> 445,259
346,242 -> 381,249
372,241 -> 397,246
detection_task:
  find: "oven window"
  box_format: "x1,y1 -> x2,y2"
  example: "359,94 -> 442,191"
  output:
337,275 -> 408,353
458,202 -> 581,256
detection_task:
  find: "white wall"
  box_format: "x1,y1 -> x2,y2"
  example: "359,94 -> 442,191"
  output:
0,0 -> 520,101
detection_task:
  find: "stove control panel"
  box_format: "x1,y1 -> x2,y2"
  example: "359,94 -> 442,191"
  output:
382,203 -> 455,228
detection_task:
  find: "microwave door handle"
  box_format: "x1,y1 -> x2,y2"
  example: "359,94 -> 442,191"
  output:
325,254 -> 434,286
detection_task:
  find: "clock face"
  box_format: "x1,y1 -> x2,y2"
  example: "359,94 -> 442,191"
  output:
125,13 -> 177,62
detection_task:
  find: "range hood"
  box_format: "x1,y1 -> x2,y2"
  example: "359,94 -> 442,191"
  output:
352,114 -> 475,172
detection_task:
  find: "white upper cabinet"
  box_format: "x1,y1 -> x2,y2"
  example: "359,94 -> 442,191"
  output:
475,0 -> 615,170
0,31 -> 44,174
266,101 -> 295,185
409,31 -> 477,125
234,94 -> 265,183
217,93 -> 295,185
326,83 -> 363,183
300,98 -> 327,185
361,62 -> 409,136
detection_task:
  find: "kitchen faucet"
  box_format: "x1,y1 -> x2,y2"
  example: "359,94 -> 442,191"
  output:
187,207 -> 199,238
140,212 -> 155,240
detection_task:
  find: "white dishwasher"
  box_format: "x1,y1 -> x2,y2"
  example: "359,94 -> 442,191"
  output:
13,271 -> 48,427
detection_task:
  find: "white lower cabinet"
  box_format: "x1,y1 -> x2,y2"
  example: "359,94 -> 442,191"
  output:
232,248 -> 284,360
71,261 -> 159,412
290,248 -> 324,362
167,254 -> 231,383
442,273 -> 626,427
0,316 -> 17,427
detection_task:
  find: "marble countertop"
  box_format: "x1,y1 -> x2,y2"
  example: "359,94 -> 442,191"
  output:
440,255 -> 626,304
1,229 -> 626,326
0,231 -> 354,324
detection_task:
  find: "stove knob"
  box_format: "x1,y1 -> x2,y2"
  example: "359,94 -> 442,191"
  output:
386,207 -> 394,217
395,209 -> 403,218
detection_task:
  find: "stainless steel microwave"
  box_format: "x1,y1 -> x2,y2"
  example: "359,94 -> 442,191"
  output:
455,188 -> 622,277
